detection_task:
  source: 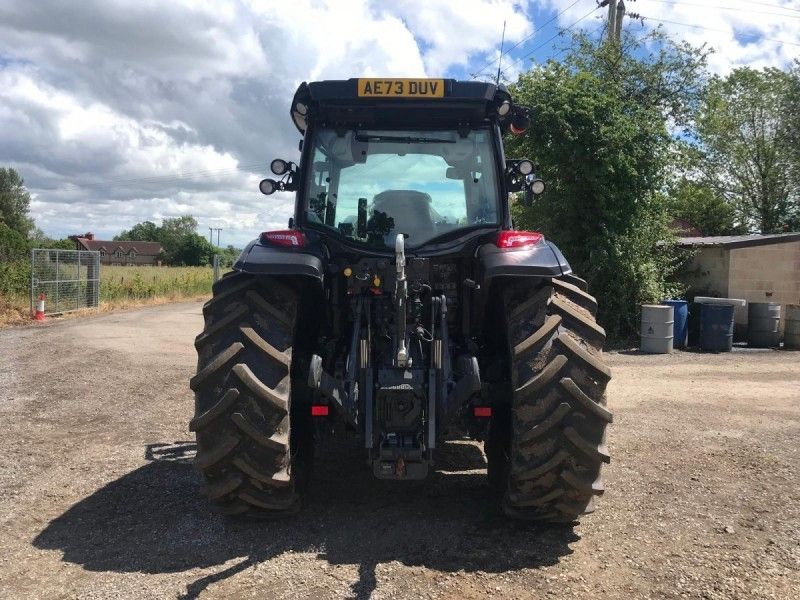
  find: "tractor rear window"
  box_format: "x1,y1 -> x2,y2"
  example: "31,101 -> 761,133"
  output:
304,128 -> 500,248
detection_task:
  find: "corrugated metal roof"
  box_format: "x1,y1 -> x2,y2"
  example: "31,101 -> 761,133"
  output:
677,232 -> 800,249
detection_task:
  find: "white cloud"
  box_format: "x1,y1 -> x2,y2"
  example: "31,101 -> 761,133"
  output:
0,0 -> 533,246
390,0 -> 534,75
545,0 -> 800,74
0,0 -> 797,247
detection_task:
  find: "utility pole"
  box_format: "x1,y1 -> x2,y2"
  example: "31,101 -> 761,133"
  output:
614,0 -> 626,42
208,227 -> 213,244
606,0 -> 617,42
212,228 -> 222,247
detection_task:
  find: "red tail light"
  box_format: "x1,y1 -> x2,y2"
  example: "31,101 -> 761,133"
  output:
311,405 -> 329,416
496,230 -> 543,249
260,229 -> 307,247
473,406 -> 492,418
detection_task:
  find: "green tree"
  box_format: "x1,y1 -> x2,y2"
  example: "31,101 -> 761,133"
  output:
114,220 -> 159,242
28,228 -> 76,250
0,222 -> 28,262
667,179 -> 742,236
214,244 -> 241,268
697,67 -> 798,233
0,167 -> 34,237
158,216 -> 199,264
507,30 -> 709,340
785,61 -> 800,210
114,215 -> 218,266
171,233 -> 216,266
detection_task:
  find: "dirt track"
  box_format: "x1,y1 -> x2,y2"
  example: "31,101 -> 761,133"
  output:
0,301 -> 798,599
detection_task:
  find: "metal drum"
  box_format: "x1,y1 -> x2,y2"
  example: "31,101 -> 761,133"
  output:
640,304 -> 674,354
662,300 -> 689,349
785,304 -> 800,350
700,303 -> 735,352
747,302 -> 781,348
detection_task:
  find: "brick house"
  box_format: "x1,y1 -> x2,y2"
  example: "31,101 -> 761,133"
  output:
69,232 -> 163,266
677,233 -> 800,338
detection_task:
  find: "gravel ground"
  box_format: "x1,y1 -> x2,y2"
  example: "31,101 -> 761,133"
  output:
0,301 -> 798,599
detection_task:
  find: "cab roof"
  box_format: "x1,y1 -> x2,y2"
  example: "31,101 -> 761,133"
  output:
290,78 -> 512,134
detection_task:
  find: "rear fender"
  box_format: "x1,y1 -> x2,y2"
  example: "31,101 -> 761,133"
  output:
477,239 -> 571,282
233,240 -> 325,287
472,240 -> 572,339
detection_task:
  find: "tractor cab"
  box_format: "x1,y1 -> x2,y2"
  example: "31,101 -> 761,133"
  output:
259,78 -> 541,251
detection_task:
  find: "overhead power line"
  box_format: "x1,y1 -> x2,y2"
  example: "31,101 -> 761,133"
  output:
80,162 -> 264,188
733,0 -> 800,13
0,161 -> 266,202
0,162 -> 265,200
643,16 -> 800,47
470,0 -> 584,79
499,5 -> 603,75
646,0 -> 800,19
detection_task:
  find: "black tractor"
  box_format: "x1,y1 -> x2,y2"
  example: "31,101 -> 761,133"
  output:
190,78 -> 612,521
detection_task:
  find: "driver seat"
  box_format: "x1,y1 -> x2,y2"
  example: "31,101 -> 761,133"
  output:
372,190 -> 434,241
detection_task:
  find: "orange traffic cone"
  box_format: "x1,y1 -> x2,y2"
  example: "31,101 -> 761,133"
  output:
33,293 -> 46,321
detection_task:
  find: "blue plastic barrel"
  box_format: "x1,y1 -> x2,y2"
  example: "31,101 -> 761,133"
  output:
699,303 -> 735,352
662,300 -> 689,348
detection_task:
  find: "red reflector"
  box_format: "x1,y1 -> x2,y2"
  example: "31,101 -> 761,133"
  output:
260,229 -> 307,247
496,230 -> 543,249
311,405 -> 329,416
474,406 -> 492,418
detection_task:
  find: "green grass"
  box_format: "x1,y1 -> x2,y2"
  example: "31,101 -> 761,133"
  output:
101,265 -> 213,301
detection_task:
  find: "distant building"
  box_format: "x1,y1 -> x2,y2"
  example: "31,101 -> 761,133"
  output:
69,232 -> 163,266
669,218 -> 703,238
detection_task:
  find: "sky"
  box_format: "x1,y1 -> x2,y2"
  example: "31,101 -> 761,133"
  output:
1,0 -> 798,248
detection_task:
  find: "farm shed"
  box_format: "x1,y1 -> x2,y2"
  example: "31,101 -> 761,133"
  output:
678,233 -> 800,339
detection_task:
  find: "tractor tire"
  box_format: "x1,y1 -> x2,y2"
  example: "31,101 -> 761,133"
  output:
486,276 -> 613,522
190,272 -> 313,516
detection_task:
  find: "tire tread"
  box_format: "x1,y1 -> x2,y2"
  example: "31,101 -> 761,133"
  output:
497,276 -> 612,521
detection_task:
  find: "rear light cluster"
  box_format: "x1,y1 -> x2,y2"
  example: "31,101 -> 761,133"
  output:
495,230 -> 543,249
260,229 -> 307,247
311,405 -> 329,416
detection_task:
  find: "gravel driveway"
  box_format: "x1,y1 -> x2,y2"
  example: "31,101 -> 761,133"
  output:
0,301 -> 798,599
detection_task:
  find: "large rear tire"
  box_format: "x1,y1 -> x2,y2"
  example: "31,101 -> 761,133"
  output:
486,276 -> 613,521
190,272 -> 313,516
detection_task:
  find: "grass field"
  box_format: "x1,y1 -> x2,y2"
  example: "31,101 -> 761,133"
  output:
101,265 -> 213,301
0,265 -> 213,327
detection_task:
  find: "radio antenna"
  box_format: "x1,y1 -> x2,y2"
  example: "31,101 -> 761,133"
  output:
495,20 -> 506,85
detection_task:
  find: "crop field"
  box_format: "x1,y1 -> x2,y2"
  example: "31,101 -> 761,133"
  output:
100,265 -> 213,301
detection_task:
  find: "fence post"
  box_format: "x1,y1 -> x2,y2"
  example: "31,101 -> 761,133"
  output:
55,249 -> 60,313
213,254 -> 220,283
94,254 -> 100,307
77,251 -> 81,311
30,248 -> 35,315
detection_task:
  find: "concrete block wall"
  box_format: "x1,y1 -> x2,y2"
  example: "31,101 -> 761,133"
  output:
727,241 -> 800,337
683,247 -> 730,298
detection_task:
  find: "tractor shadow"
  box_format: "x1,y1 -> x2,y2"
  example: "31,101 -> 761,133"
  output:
34,440 -> 579,599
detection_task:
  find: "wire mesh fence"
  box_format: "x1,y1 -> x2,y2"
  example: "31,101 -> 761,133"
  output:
31,249 -> 101,315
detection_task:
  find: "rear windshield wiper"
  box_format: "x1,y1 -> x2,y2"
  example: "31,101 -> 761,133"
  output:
355,134 -> 456,144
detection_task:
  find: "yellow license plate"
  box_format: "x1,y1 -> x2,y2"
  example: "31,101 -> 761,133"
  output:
358,78 -> 445,98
